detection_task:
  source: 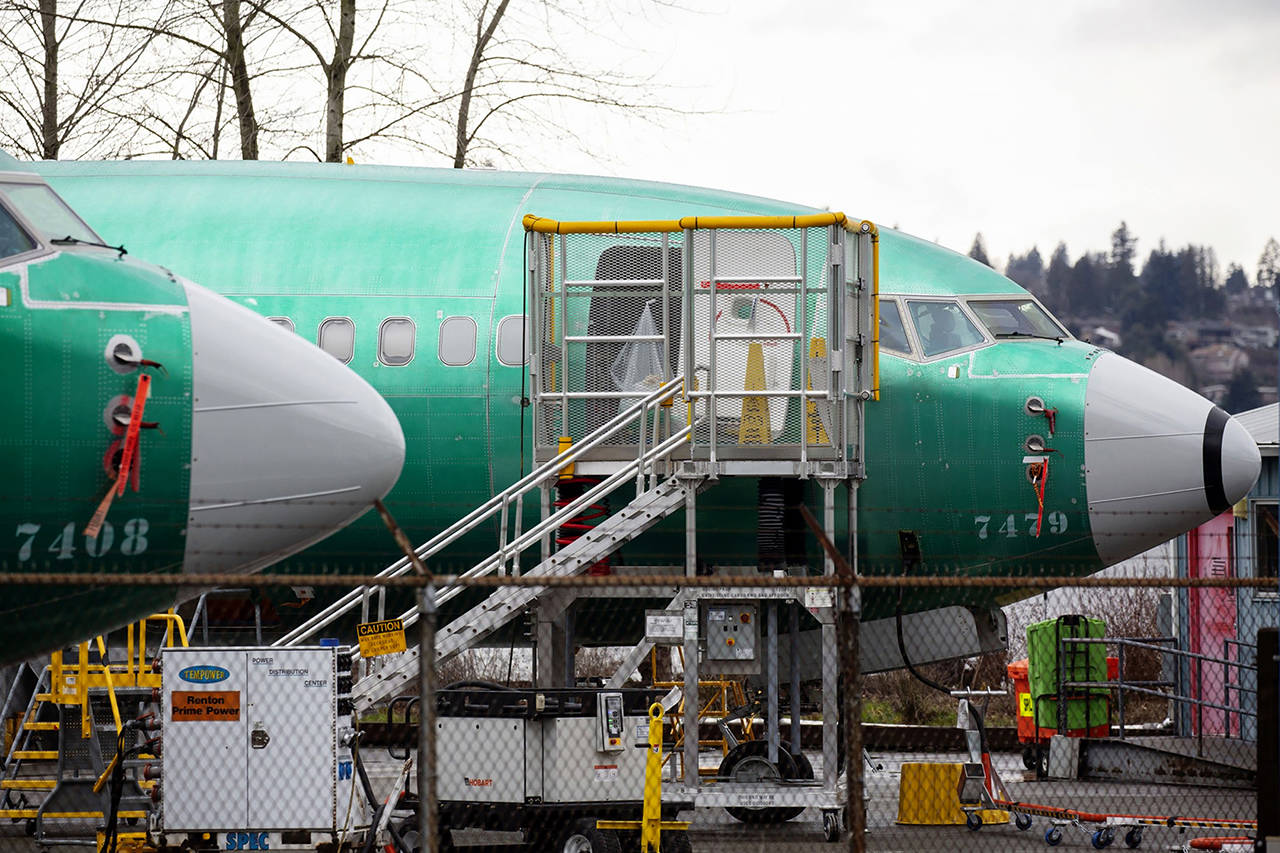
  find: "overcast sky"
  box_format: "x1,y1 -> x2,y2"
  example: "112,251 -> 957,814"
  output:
519,0 -> 1280,278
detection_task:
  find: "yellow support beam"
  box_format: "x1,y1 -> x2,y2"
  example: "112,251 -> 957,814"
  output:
22,721 -> 58,731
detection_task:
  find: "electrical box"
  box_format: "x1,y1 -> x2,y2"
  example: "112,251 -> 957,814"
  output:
596,692 -> 625,753
160,646 -> 365,845
702,602 -> 759,675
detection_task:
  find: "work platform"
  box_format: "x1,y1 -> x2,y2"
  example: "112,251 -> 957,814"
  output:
275,213 -> 880,840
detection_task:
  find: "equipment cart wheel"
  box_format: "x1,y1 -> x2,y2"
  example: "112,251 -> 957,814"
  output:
663,830 -> 693,853
1091,828 -> 1115,849
1045,827 -> 1063,847
557,818 -> 621,853
1022,747 -> 1037,770
719,740 -> 809,824
966,812 -> 983,831
1123,828 -> 1143,849
1016,813 -> 1034,831
822,811 -> 840,842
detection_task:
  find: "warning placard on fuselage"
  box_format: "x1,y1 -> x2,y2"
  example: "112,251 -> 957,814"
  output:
172,691 -> 241,721
357,618 -> 407,658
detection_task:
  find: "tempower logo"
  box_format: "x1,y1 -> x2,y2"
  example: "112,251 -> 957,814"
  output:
179,665 -> 230,684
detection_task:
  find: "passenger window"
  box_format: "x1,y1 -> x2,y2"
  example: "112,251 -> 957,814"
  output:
495,314 -> 527,366
878,299 -> 911,354
906,300 -> 985,358
0,205 -> 36,262
267,316 -> 295,333
318,317 -> 355,363
438,316 -> 477,366
379,317 -> 415,365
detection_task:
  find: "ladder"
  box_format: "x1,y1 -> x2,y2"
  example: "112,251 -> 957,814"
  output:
0,615 -> 186,841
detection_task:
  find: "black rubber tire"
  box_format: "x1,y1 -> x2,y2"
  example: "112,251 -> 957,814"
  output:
1016,812 -> 1034,831
1022,747 -> 1037,771
966,812 -> 983,831
1036,747 -> 1050,778
720,740 -> 808,824
1045,827 -> 1063,847
662,830 -> 693,853
822,811 -> 840,843
1124,828 -> 1142,849
557,818 -> 621,853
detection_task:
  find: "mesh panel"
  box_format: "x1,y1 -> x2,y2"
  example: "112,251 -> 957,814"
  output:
531,224 -> 849,458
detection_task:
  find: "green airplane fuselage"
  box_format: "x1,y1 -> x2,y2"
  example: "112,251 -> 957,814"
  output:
0,226 -> 196,660
35,162 -> 1103,636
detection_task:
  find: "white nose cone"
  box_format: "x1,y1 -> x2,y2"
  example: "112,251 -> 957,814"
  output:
182,283 -> 405,574
1085,353 -> 1261,565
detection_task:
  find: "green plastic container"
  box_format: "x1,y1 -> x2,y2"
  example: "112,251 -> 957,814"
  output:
1026,615 -> 1109,734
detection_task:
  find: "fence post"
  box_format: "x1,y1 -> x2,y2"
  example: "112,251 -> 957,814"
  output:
840,579 -> 864,852
418,581 -> 438,853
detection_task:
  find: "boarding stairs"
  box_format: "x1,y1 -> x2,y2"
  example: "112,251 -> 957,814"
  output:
274,375 -> 712,710
0,615 -> 185,842
280,216 -> 878,719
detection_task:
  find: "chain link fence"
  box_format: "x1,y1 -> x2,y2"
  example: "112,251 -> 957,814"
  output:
0,533 -> 1276,853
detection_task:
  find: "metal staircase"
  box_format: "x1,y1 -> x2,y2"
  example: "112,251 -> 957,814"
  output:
275,375 -> 710,705
352,472 -> 711,711
0,615 -> 185,841
279,215 -> 878,719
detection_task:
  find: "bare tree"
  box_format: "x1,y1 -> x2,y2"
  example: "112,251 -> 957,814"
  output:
441,0 -> 688,169
0,0 -> 170,158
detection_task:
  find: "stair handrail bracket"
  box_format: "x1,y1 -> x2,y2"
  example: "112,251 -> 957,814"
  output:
524,212 -> 877,478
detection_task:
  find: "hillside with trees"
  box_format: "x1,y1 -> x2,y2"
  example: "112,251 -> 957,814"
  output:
985,227 -> 1279,413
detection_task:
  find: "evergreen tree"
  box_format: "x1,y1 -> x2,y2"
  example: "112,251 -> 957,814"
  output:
1068,252 -> 1106,319
969,233 -> 992,267
1006,246 -> 1046,297
1224,263 -> 1249,295
1043,242 -> 1072,316
1106,222 -> 1139,315
1222,367 -> 1262,414
1259,238 -> 1280,298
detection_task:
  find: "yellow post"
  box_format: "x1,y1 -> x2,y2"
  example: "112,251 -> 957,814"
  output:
78,640 -> 91,738
557,436 -> 575,480
805,337 -> 830,445
738,342 -> 771,444
597,702 -> 690,851
640,702 -> 664,853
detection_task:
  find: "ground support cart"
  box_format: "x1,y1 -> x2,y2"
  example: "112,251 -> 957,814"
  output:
427,686 -> 691,852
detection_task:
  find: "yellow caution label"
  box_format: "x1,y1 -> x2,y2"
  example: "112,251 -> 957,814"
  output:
1018,692 -> 1033,717
357,618 -> 407,658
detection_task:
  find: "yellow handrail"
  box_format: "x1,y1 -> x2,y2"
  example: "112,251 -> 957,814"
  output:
523,211 -> 860,235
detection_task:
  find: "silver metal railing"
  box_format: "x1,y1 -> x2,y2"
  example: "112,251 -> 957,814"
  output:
274,375 -> 691,648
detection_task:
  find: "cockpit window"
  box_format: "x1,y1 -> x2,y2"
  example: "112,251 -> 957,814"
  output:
0,182 -> 98,243
906,300 -> 985,358
878,299 -> 912,354
967,299 -> 1068,340
0,204 -> 36,261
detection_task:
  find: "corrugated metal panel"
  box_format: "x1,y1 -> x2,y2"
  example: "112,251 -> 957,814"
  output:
1235,403 -> 1278,449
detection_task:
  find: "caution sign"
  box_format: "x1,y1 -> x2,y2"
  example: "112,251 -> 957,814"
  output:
357,618 -> 407,658
172,691 -> 241,721
1018,692 -> 1033,717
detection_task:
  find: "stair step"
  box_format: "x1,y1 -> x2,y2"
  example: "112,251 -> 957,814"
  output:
1,779 -> 56,790
23,722 -> 59,731
12,750 -> 58,760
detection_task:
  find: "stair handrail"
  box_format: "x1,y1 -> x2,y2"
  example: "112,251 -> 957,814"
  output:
388,423 -> 695,638
276,375 -> 688,647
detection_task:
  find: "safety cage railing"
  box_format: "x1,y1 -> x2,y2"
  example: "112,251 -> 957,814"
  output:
523,213 -> 879,475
